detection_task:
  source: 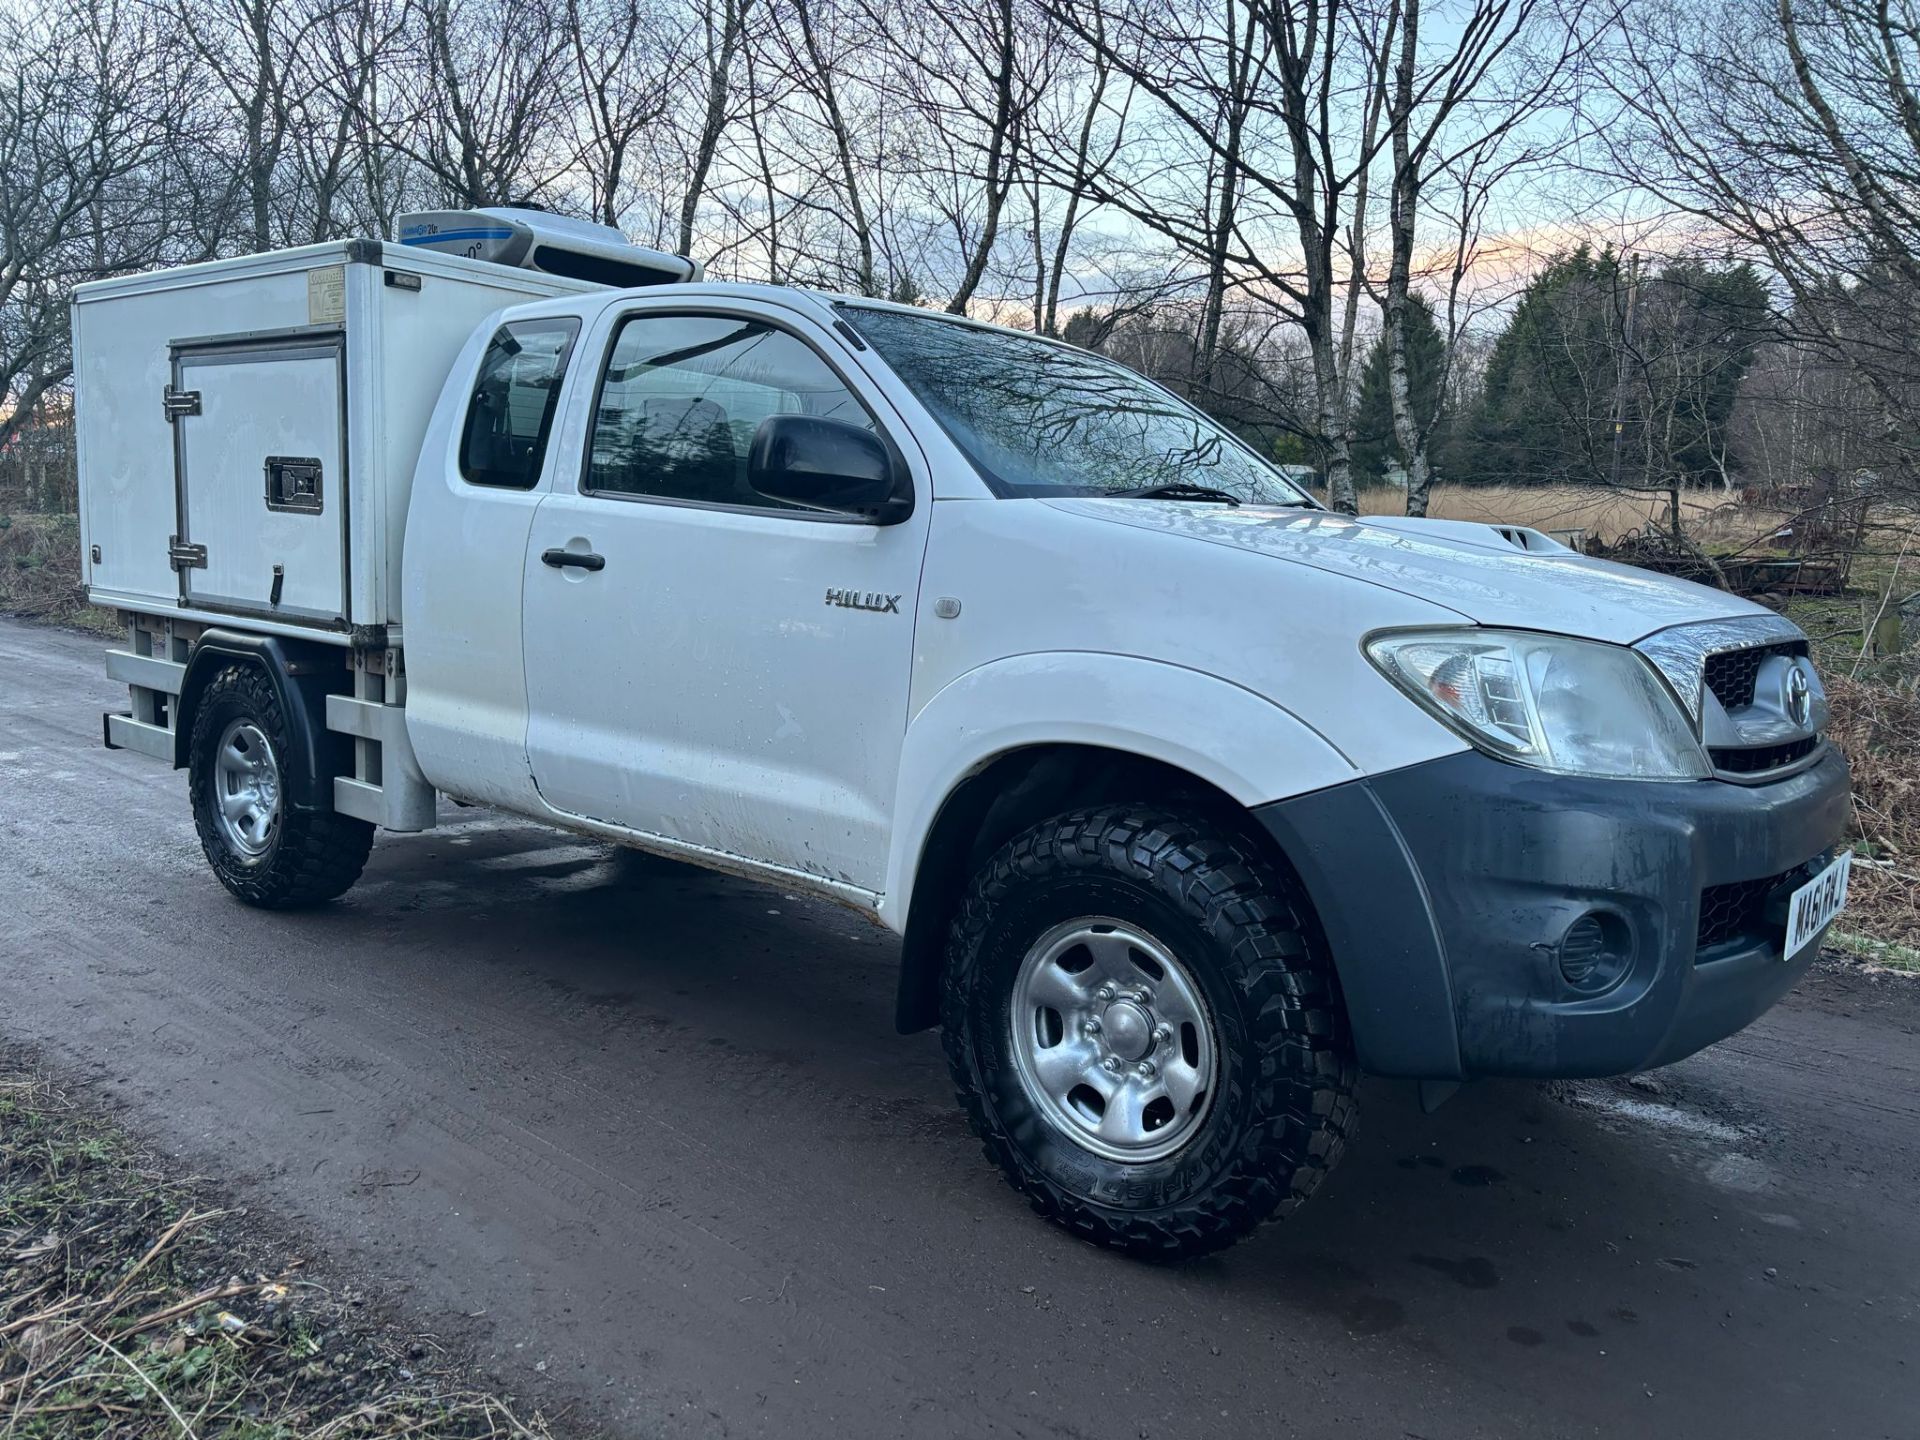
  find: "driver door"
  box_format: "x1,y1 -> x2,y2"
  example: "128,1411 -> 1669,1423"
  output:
520,304 -> 930,898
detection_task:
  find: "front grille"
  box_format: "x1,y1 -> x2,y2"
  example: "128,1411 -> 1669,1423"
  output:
1697,856 -> 1824,950
1704,641 -> 1806,711
1710,736 -> 1820,775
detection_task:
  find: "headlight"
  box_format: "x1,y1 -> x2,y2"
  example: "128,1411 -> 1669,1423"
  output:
1366,628 -> 1711,780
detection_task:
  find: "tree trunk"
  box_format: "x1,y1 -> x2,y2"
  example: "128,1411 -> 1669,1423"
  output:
679,0 -> 749,258
1196,4 -> 1260,391
794,0 -> 875,295
1043,49 -> 1110,335
1339,2 -> 1397,390
1384,0 -> 1435,517
1309,315 -> 1357,512
247,0 -> 274,250
946,0 -> 1018,315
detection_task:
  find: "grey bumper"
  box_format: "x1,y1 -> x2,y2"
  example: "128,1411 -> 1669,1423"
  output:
1254,746 -> 1852,1080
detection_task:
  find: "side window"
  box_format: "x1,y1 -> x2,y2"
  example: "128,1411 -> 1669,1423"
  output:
584,313 -> 875,510
459,318 -> 580,489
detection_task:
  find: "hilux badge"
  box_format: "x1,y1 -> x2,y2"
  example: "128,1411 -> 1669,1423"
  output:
1785,663 -> 1812,728
825,587 -> 901,614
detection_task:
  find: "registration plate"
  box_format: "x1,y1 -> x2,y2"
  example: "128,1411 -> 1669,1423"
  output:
1784,851 -> 1851,961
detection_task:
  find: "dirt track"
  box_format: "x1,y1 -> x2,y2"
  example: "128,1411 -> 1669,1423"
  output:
2,616 -> 1915,1439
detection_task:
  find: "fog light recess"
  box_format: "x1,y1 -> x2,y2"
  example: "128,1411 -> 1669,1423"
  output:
1557,911 -> 1631,992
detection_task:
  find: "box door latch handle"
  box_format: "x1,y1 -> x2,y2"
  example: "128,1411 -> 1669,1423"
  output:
264,456 -> 324,514
167,536 -> 207,571
162,386 -> 201,421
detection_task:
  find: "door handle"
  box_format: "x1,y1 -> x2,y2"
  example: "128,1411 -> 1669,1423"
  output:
541,548 -> 606,572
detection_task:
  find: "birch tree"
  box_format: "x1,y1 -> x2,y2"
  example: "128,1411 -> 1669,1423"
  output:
1374,0 -> 1566,514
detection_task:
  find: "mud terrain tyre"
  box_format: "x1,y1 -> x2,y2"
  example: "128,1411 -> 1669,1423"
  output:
941,806 -> 1358,1259
188,663 -> 372,908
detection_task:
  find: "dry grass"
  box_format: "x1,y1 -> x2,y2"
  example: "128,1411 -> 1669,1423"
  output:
1822,671 -> 1920,951
0,514 -> 113,633
1827,673 -> 1920,860
1350,482 -> 1791,548
0,1057 -> 564,1439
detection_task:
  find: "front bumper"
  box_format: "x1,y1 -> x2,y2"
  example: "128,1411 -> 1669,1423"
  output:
1254,745 -> 1852,1080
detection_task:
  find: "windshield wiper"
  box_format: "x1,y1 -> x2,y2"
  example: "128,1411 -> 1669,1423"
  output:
1106,483 -> 1242,507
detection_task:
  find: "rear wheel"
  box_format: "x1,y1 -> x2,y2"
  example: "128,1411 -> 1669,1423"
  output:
188,664 -> 372,907
941,806 -> 1357,1259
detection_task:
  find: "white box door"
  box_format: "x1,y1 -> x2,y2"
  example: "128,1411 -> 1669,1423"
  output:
175,337 -> 348,622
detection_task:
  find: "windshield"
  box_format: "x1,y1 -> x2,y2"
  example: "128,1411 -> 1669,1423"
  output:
842,305 -> 1313,505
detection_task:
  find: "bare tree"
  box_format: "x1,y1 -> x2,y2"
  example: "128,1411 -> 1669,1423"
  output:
675,0 -> 754,256
0,0 -> 1601,519
1733,334 -> 1882,490
1034,22 -> 1127,333
0,0 -> 183,451
170,0 -> 315,248
861,0 -> 1051,314
565,0 -> 678,229
297,0 -> 395,239
317,0 -> 427,235
1596,0 -> 1920,497
1047,0 -> 1404,509
769,0 -> 880,292
1374,0 -> 1566,515
402,0 -> 575,207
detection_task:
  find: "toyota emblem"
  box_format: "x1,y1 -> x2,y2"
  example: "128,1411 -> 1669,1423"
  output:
1785,662 -> 1813,728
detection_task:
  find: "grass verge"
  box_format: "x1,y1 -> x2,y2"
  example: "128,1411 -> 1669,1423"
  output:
1827,928 -> 1920,975
0,1053 -> 564,1439
0,515 -> 115,635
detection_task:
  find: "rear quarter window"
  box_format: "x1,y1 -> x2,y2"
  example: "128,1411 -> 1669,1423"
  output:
459,318 -> 580,489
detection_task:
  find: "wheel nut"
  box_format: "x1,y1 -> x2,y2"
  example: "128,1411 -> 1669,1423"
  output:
1096,984 -> 1116,1002
1136,1060 -> 1157,1080
1102,1056 -> 1124,1074
1081,1019 -> 1102,1039
1154,1025 -> 1173,1049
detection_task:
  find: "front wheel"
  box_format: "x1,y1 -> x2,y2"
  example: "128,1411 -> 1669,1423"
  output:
188,663 -> 373,908
941,807 -> 1358,1259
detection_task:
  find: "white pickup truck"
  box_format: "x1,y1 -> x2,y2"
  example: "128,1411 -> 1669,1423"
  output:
75,211 -> 1853,1256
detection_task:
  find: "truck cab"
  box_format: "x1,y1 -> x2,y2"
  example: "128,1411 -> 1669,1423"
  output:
77,226 -> 1853,1258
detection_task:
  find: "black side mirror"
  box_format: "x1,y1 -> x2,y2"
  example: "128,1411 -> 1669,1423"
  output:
748,415 -> 914,525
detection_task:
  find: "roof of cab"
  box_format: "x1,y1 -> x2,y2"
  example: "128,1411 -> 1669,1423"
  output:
544,280 -> 1052,346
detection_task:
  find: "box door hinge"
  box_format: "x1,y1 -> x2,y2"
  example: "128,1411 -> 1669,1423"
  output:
162,386 -> 201,421
168,536 -> 207,571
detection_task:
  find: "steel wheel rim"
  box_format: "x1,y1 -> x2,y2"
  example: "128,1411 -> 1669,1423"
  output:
1008,917 -> 1218,1163
213,718 -> 281,858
